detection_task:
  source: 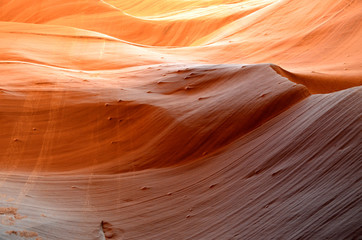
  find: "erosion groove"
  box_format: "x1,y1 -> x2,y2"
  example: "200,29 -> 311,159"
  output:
0,0 -> 360,239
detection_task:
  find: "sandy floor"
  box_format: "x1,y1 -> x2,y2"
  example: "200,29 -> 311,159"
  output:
0,0 -> 361,239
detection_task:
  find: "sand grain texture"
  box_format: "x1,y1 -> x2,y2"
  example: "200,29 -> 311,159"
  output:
0,0 -> 361,239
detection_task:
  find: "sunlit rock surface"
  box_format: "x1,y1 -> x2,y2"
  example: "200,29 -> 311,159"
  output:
0,0 -> 361,239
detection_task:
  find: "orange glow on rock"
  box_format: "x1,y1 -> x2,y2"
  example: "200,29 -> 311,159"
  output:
0,0 -> 360,239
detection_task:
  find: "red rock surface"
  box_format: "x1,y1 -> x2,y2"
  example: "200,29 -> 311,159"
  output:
0,0 -> 361,239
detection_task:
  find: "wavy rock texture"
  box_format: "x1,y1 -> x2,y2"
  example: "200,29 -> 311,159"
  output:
0,0 -> 361,239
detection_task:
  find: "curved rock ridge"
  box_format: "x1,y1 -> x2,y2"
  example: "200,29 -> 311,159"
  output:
0,0 -> 360,239
0,63 -> 310,173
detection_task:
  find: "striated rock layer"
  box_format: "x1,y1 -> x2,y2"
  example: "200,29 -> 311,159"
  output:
0,0 -> 361,239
